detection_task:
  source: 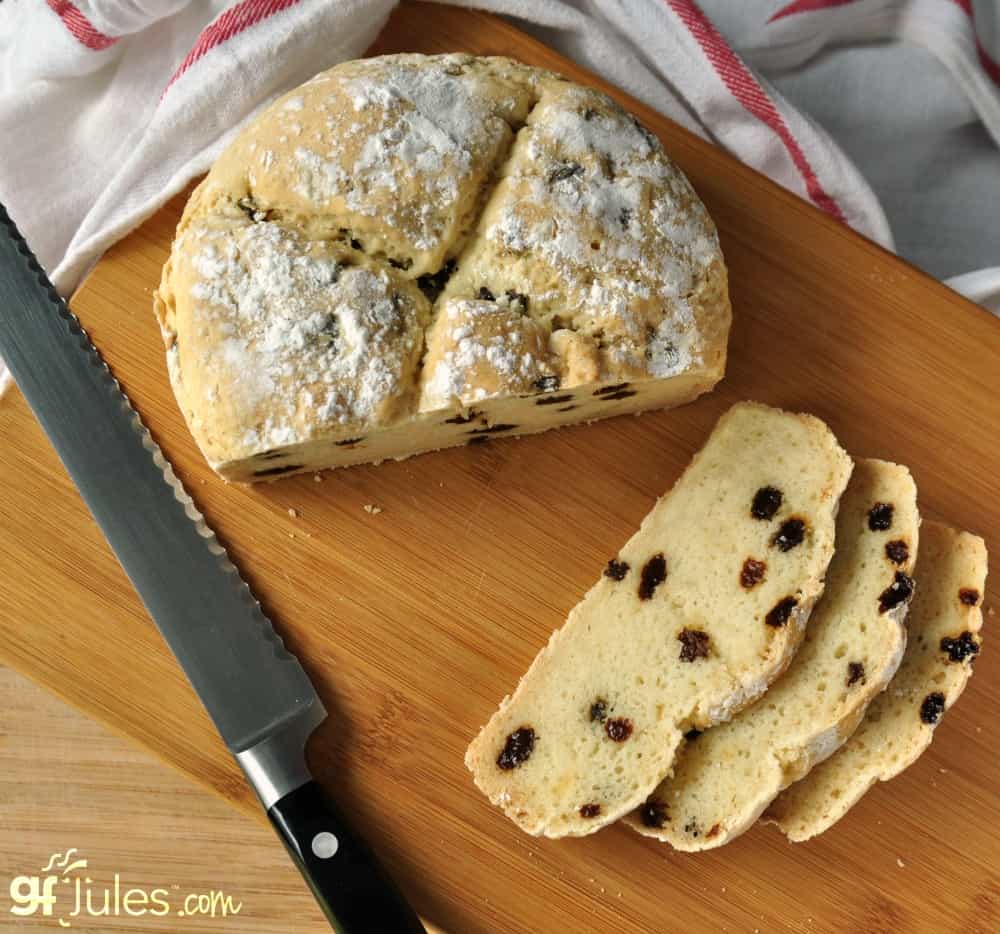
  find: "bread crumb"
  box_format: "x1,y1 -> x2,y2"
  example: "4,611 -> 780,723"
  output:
288,532 -> 295,539
617,892 -> 622,898
313,473 -> 323,482
288,507 -> 299,518
363,503 -> 383,515
599,887 -> 605,894
896,857 -> 906,868
987,605 -> 995,617
939,767 -> 948,774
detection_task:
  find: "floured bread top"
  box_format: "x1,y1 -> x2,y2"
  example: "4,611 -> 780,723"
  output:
155,54 -> 728,467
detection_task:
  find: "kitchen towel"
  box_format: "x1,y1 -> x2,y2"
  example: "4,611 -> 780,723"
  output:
0,0 -> 997,395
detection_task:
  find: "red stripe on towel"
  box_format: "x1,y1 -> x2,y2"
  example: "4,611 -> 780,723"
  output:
768,0 -> 859,25
45,0 -> 118,51
163,0 -> 302,95
667,0 -> 847,221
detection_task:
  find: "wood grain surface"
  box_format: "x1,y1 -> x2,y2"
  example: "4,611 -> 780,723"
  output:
0,666 -> 329,933
2,3 -> 999,932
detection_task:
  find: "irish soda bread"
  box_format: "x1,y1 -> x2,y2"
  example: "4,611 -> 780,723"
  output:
628,458 -> 917,849
153,54 -> 730,481
767,520 -> 987,841
465,402 -> 852,837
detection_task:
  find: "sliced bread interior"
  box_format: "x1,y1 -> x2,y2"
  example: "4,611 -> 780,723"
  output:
465,401 -> 852,836
627,458 -> 918,849
765,520 -> 987,841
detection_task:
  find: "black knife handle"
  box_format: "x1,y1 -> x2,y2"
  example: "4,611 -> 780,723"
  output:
268,780 -> 425,933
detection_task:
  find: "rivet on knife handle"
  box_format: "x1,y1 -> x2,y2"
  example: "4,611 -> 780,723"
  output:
236,707 -> 426,932
269,779 -> 426,933
0,203 -> 425,934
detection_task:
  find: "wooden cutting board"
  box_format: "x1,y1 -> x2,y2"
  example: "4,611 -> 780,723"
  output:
2,4 -> 998,932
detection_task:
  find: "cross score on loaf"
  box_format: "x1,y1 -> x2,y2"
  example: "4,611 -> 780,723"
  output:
153,54 -> 730,482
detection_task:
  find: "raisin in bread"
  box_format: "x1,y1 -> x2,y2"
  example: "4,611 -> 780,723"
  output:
464,401 -> 852,837
153,54 -> 730,482
627,458 -> 917,849
766,520 -> 987,841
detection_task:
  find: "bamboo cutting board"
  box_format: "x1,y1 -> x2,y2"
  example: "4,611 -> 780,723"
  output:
2,4 -> 999,932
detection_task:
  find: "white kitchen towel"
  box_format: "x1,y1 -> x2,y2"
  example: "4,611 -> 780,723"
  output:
0,0 -> 997,394
708,0 -> 1000,306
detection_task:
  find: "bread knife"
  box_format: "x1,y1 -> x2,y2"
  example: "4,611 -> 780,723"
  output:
0,203 -> 425,934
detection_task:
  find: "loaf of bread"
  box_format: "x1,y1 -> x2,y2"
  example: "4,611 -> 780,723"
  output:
153,54 -> 730,482
766,520 -> 987,841
627,458 -> 917,849
465,401 -> 852,836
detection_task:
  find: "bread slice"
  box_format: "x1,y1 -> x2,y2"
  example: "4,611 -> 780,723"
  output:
464,401 -> 852,837
627,458 -> 917,849
766,520 -> 987,841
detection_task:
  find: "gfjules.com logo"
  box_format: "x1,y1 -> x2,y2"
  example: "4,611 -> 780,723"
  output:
8,849 -> 242,927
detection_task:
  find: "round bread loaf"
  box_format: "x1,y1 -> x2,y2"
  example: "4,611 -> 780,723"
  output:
154,53 -> 730,481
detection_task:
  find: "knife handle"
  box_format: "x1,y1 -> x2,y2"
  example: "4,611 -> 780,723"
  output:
268,780 -> 426,933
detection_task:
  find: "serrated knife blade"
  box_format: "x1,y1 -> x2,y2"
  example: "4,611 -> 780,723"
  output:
0,204 -> 424,933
